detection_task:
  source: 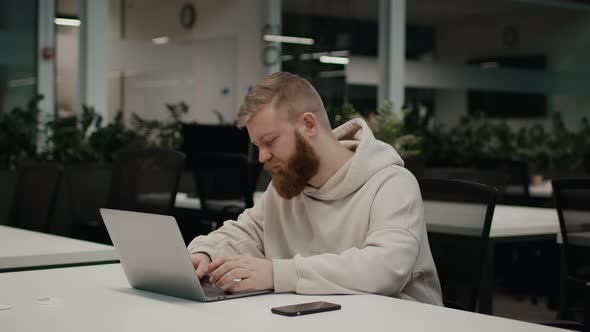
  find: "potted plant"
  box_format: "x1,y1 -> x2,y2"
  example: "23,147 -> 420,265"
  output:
0,95 -> 43,168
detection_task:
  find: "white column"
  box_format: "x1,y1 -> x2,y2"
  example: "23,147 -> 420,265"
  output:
79,0 -> 109,122
378,0 -> 406,111
37,0 -> 56,118
264,0 -> 282,74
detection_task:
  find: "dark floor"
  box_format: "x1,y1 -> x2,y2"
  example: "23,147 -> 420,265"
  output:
494,290 -> 557,324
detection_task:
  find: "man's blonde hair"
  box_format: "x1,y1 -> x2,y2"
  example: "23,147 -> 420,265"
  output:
237,72 -> 330,129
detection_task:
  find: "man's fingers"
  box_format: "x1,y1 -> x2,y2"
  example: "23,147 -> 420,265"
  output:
207,256 -> 239,272
196,264 -> 208,279
190,255 -> 202,268
190,253 -> 211,279
209,260 -> 243,284
215,268 -> 249,288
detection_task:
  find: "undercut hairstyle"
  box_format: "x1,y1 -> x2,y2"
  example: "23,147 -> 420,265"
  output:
237,72 -> 330,129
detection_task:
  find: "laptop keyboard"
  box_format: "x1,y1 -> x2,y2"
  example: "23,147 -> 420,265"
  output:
201,280 -> 226,296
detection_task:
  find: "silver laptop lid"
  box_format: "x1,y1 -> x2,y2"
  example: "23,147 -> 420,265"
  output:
100,208 -> 207,301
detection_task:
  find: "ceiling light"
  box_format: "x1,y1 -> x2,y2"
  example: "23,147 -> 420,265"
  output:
263,35 -> 314,45
54,18 -> 81,26
319,56 -> 350,65
152,37 -> 169,45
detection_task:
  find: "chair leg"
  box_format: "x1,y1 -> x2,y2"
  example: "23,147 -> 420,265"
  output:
584,281 -> 589,332
557,246 -> 569,320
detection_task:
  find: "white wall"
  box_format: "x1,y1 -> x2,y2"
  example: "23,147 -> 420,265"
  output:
345,9 -> 590,131
434,11 -> 590,130
56,25 -> 80,117
548,18 -> 590,130
106,0 -> 266,124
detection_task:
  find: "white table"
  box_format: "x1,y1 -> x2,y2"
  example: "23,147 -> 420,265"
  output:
425,203 -> 560,314
426,203 -> 560,238
505,180 -> 553,198
0,225 -> 118,272
172,192 -> 265,210
0,264 -> 564,332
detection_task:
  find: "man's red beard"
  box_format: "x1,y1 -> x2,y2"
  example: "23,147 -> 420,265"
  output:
264,131 -> 319,199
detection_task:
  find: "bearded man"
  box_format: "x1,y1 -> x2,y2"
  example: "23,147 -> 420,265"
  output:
188,72 -> 442,305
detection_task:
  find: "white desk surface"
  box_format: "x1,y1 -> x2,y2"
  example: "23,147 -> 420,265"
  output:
488,204 -> 559,238
426,204 -> 560,239
0,225 -> 118,271
174,191 -> 560,239
0,264 -> 564,332
505,180 -> 552,198
172,192 -> 265,210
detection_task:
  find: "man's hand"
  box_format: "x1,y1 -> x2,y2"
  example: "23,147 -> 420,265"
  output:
207,256 -> 274,293
190,252 -> 211,279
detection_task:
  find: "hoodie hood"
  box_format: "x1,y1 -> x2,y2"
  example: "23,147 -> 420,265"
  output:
303,118 -> 404,201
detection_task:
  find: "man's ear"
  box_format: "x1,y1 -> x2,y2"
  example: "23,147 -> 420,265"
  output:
299,112 -> 318,137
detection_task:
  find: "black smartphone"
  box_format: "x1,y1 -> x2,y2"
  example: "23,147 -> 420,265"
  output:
271,301 -> 341,317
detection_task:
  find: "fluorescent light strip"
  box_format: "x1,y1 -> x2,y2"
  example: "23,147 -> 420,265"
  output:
54,18 -> 81,26
152,36 -> 169,45
7,77 -> 36,88
319,56 -> 349,65
263,34 -> 314,45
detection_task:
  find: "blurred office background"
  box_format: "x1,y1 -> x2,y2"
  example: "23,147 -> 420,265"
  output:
1,0 -> 590,327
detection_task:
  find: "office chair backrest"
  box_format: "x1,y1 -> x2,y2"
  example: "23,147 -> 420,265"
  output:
448,169 -> 509,200
63,163 -> 112,231
552,178 -> 590,276
423,167 -> 473,180
477,159 -> 530,197
404,155 -> 425,178
0,169 -> 17,225
419,178 -> 497,312
181,124 -> 250,167
9,161 -> 63,233
108,148 -> 185,215
192,152 -> 256,212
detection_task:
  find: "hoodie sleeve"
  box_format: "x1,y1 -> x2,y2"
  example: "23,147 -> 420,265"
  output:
272,170 -> 423,296
187,193 -> 266,260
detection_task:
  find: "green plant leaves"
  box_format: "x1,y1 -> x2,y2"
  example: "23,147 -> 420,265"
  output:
327,102 -> 590,172
0,97 -> 190,167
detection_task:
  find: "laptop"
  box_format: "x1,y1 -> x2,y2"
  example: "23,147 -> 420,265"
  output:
100,208 -> 270,302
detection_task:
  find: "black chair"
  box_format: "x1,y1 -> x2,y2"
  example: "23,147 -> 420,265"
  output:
476,159 -> 531,205
0,169 -> 17,225
447,170 -> 509,198
9,161 -> 62,233
423,167 -> 474,180
181,124 -> 250,156
108,148 -> 186,215
192,152 -> 259,230
541,277 -> 590,332
404,155 -> 425,178
63,163 -> 112,239
76,149 -> 185,244
425,168 -> 508,203
419,178 -> 498,312
552,178 -> 590,324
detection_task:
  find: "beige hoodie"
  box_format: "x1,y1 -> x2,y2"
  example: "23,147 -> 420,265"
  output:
188,118 -> 442,305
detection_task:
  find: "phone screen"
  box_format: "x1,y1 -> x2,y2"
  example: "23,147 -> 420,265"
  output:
271,301 -> 341,316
